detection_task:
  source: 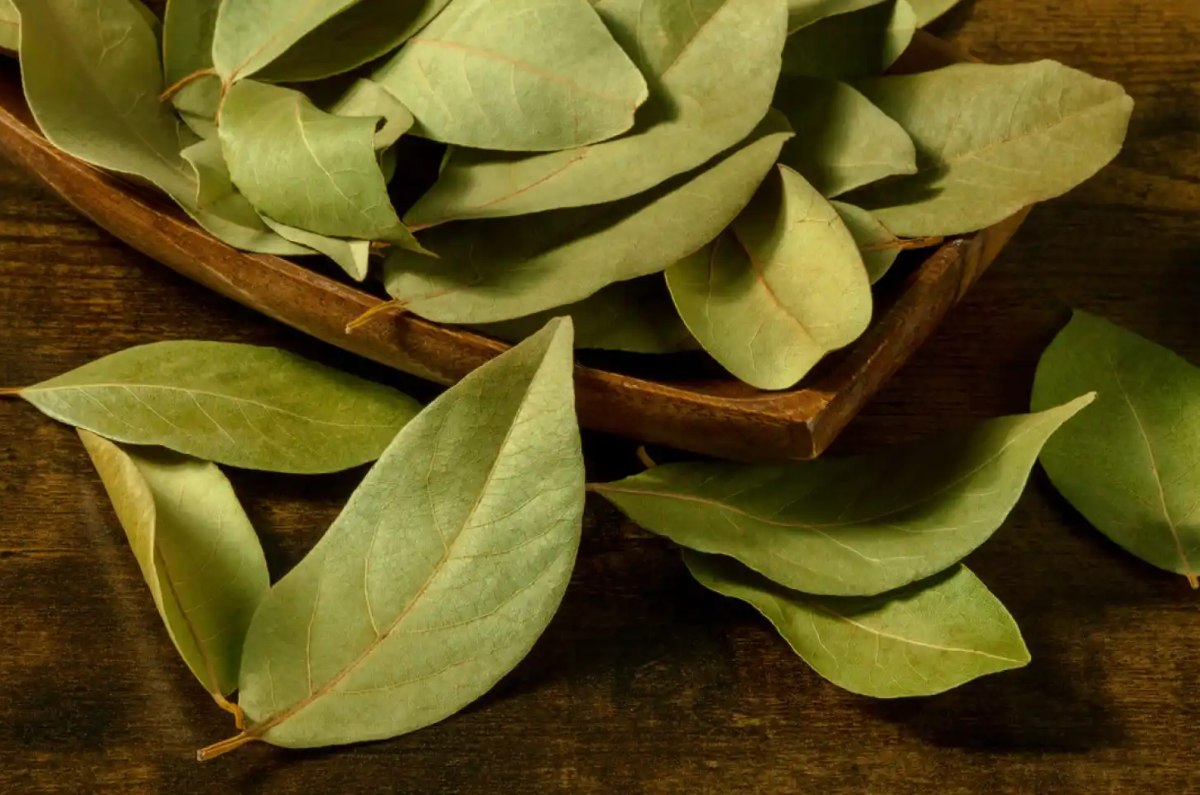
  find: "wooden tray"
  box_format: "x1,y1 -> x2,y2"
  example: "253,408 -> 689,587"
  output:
0,35 -> 1028,462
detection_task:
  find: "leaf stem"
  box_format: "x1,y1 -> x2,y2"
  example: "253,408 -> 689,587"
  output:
212,692 -> 245,730
160,68 -> 217,103
0,387 -> 23,397
345,300 -> 408,334
636,446 -> 657,470
196,731 -> 255,762
862,236 -> 945,253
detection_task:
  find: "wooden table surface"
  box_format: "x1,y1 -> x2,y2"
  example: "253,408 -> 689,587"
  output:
2,1 -> 1198,792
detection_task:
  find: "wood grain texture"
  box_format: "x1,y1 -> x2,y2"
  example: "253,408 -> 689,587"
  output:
1,0 -> 1199,792
0,36 -> 1020,463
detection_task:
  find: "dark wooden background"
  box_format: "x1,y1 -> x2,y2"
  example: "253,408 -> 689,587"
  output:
2,1 -> 1198,791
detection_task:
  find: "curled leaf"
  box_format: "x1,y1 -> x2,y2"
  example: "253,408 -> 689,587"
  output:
78,430 -> 269,700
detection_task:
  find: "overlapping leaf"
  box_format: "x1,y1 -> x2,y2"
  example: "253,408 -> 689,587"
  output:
851,61 -> 1134,236
775,76 -> 917,197
211,0 -> 362,82
78,430 -> 269,699
786,0 -> 882,32
12,341 -> 421,474
595,396 -> 1093,596
667,166 -> 873,390
373,0 -> 648,152
163,0 -> 222,138
908,0 -> 962,26
384,114 -> 793,324
782,0 -> 915,79
219,80 -> 420,247
1032,312 -> 1200,586
228,319 -> 583,750
687,554 -> 1030,697
404,0 -> 788,227
832,201 -> 903,283
0,0 -> 18,51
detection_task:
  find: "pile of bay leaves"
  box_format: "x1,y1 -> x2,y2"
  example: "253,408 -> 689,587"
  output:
4,0 -> 1131,389
0,0 -> 1138,763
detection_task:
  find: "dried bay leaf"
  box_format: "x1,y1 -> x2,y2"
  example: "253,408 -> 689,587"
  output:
786,0 -> 882,32
374,0 -> 648,152
11,341 -> 420,474
78,430 -> 269,700
404,0 -> 788,227
850,61 -> 1134,236
477,277 -> 695,354
666,166 -> 873,390
686,554 -> 1030,697
594,396 -> 1094,596
14,0 -> 195,198
210,319 -> 583,754
163,0 -> 221,138
180,139 -> 313,256
1032,312 -> 1200,586
0,0 -> 17,52
211,0 -> 362,82
218,80 -> 421,248
384,114 -> 792,324
832,201 -> 901,283
258,0 -> 451,83
782,0 -> 915,80
330,78 -> 415,150
262,218 -> 371,282
775,76 -> 917,198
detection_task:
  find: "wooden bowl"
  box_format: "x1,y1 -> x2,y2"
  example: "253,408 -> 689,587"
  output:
0,34 -> 1028,462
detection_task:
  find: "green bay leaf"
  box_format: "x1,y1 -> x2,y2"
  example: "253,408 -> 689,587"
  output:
78,430 -> 269,699
211,0 -> 360,82
261,218 -> 371,281
1032,311 -> 1200,587
782,0 -> 915,80
373,0 -> 648,152
384,114 -> 792,324
686,554 -> 1030,697
218,80 -> 419,248
258,0 -> 451,83
14,341 -> 420,474
330,78 -> 415,150
404,0 -> 788,227
832,200 -> 902,283
667,166 -> 872,390
595,396 -> 1093,596
786,0 -> 882,32
163,0 -> 221,138
908,0 -> 961,26
775,76 -> 917,197
477,277 -> 695,354
0,0 -> 18,51
850,61 -> 1134,236
230,319 -> 583,750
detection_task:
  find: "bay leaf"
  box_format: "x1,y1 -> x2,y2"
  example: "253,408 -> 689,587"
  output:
908,0 -> 961,26
257,0 -> 451,83
373,0 -> 648,152
686,554 -> 1030,697
0,0 -> 18,52
14,0 -> 195,198
477,277 -> 695,354
666,166 -> 873,391
210,0 -> 361,82
786,0 -> 883,32
218,80 -> 420,248
403,0 -> 788,227
1032,311 -> 1200,587
78,430 -> 269,699
162,0 -> 221,138
11,341 -> 421,474
782,0 -> 915,80
593,396 -> 1093,596
330,78 -> 415,150
218,319 -> 583,753
850,61 -> 1134,237
262,218 -> 371,282
383,114 -> 792,324
831,200 -> 901,283
775,76 -> 917,198
180,139 -> 314,256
